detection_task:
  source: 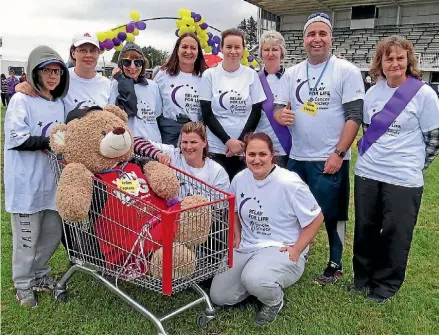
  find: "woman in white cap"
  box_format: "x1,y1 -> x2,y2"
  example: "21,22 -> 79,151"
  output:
15,32 -> 112,119
109,42 -> 162,142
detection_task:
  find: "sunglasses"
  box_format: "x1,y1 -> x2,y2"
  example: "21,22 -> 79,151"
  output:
307,12 -> 330,20
121,59 -> 144,68
40,68 -> 64,75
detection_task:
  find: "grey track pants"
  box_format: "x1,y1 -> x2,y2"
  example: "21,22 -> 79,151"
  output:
11,210 -> 62,290
210,247 -> 305,307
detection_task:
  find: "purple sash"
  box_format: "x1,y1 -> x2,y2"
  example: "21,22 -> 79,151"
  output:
357,76 -> 424,156
258,71 -> 292,155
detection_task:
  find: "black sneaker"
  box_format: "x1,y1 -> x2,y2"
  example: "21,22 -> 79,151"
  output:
313,262 -> 343,286
16,288 -> 38,308
255,300 -> 284,326
366,292 -> 390,304
34,275 -> 56,292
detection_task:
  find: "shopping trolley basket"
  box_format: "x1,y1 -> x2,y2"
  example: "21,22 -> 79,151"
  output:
47,152 -> 235,335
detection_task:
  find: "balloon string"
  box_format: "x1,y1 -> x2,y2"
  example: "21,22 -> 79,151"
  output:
112,17 -> 222,33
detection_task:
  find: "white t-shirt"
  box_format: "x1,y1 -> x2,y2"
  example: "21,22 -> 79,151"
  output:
355,79 -> 439,187
109,79 -> 162,142
63,68 -> 112,119
255,73 -> 285,156
154,70 -> 202,121
199,64 -> 267,154
275,56 -> 365,161
149,141 -> 230,200
4,93 -> 65,213
231,166 -> 321,255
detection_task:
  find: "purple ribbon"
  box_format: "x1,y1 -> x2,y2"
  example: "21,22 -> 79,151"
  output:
357,76 -> 424,156
259,71 -> 292,155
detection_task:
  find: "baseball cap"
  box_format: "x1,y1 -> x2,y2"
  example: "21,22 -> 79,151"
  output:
72,32 -> 99,48
38,59 -> 64,69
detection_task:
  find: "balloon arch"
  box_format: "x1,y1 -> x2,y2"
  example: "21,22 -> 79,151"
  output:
95,9 -> 259,68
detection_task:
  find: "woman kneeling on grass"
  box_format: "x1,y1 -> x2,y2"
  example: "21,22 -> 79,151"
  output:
4,45 -> 69,308
209,132 -> 324,326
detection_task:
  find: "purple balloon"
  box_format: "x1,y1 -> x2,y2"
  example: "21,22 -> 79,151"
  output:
113,37 -> 121,46
135,21 -> 146,30
207,39 -> 214,47
175,29 -> 180,37
212,46 -> 219,55
99,42 -> 105,51
191,12 -> 196,17
200,22 -> 208,30
247,55 -> 254,62
213,35 -> 221,44
208,32 -> 213,38
117,31 -> 127,41
126,23 -> 135,33
193,14 -> 201,22
104,39 -> 114,49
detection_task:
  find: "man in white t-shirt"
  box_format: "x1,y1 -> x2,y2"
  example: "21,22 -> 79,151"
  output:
274,13 -> 365,286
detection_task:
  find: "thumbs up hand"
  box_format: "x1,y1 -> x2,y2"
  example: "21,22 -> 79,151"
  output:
275,101 -> 295,126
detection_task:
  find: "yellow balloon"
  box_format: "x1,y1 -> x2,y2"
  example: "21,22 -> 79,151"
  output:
198,31 -> 208,40
198,18 -> 205,24
130,10 -> 141,21
188,26 -> 196,33
96,32 -> 106,42
180,25 -> 189,34
182,17 -> 194,26
176,19 -> 183,28
201,41 -> 208,49
115,44 -> 123,51
204,46 -> 212,53
106,30 -> 115,40
133,28 -> 139,36
178,29 -> 184,37
178,8 -> 191,18
126,33 -> 135,42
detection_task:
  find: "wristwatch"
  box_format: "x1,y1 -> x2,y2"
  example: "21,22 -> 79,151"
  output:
334,149 -> 346,158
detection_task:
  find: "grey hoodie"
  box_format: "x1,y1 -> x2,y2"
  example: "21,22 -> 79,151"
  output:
27,45 -> 69,101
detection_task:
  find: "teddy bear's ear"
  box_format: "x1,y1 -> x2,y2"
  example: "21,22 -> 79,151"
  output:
103,104 -> 128,123
49,124 -> 69,154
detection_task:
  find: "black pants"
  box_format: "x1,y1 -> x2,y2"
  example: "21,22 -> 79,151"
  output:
353,175 -> 423,298
1,93 -> 7,107
210,154 -> 246,181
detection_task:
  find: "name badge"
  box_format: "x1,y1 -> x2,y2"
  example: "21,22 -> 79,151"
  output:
301,100 -> 318,116
117,179 -> 138,195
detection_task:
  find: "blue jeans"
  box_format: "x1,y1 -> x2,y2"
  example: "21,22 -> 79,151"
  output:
287,159 -> 350,267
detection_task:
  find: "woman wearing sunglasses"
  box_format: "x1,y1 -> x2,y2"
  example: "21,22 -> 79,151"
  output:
109,42 -> 162,142
154,32 -> 208,146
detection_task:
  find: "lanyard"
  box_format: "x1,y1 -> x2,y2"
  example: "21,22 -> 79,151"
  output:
306,56 -> 331,97
99,161 -> 129,175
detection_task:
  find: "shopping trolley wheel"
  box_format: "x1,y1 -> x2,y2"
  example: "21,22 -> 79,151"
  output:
196,312 -> 212,329
53,290 -> 68,302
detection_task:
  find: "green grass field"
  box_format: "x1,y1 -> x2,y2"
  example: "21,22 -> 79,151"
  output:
1,105 -> 438,335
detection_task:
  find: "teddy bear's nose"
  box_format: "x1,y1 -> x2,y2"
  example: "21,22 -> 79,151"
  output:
112,127 -> 125,135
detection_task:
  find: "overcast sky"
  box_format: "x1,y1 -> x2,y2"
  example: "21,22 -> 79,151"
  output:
0,0 -> 257,62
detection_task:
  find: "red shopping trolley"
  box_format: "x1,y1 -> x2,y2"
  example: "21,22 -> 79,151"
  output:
48,152 -> 235,335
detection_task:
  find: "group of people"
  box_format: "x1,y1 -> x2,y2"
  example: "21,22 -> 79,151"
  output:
1,70 -> 27,107
4,11 -> 439,328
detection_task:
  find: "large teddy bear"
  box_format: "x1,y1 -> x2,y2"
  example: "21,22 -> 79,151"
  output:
49,104 -> 211,280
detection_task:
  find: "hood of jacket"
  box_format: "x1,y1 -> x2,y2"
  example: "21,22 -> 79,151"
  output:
27,45 -> 69,101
